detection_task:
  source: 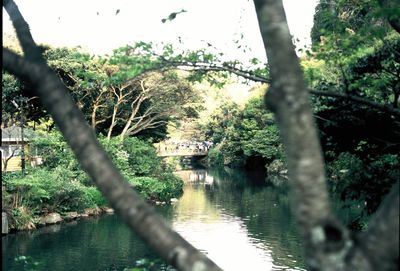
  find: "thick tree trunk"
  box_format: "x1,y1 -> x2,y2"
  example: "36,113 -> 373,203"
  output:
3,1 -> 222,270
3,0 -> 398,270
253,0 -> 399,270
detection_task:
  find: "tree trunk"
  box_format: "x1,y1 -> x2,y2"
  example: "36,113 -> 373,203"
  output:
253,0 -> 399,270
3,1 -> 222,270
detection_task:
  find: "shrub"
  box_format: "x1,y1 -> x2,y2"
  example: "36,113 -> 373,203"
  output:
3,167 -> 95,213
328,152 -> 399,214
11,206 -> 34,230
101,136 -> 184,202
207,147 -> 224,166
129,175 -> 183,203
22,132 -> 183,209
100,136 -> 163,177
31,131 -> 79,170
84,186 -> 108,207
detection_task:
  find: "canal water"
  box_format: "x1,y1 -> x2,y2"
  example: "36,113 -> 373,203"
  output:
2,168 -> 307,271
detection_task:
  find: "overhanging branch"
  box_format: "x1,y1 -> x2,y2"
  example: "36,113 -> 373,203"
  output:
2,1 -> 222,270
254,0 -> 352,270
129,53 -> 400,117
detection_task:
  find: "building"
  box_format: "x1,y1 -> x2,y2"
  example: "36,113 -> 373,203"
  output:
1,125 -> 35,172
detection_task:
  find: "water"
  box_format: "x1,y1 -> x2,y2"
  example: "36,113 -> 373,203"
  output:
2,168 -> 307,271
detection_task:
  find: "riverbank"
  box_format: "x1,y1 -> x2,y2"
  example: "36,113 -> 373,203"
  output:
2,206 -> 115,235
2,170 -> 183,235
2,194 -> 183,235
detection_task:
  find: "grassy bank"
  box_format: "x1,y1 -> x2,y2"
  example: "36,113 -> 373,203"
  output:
2,133 -> 183,232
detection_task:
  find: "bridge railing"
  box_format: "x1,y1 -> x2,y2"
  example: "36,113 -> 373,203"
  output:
157,150 -> 208,157
155,141 -> 212,157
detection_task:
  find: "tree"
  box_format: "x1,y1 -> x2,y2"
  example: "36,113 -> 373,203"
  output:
2,1 -> 398,271
2,1 -> 222,270
307,0 -> 400,222
204,97 -> 283,169
254,0 -> 398,270
39,46 -> 202,140
109,71 -> 199,140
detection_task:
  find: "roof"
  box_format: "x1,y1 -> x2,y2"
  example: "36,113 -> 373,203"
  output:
1,126 -> 29,142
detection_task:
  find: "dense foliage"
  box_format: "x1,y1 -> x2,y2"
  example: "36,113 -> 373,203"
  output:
202,0 -> 400,225
308,0 -> 400,218
204,96 -> 284,170
2,45 -> 204,142
2,130 -> 183,229
2,0 -> 398,233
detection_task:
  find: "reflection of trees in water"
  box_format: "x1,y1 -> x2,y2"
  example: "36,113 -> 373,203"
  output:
172,185 -> 221,223
205,167 -> 306,270
3,215 -> 156,270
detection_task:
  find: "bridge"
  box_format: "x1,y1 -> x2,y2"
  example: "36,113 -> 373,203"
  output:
155,141 -> 211,158
157,150 -> 208,158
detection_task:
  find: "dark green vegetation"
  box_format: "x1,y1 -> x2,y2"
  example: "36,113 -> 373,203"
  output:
311,0 -> 399,221
204,96 -> 284,170
2,0 -> 398,233
2,0 -> 399,270
2,131 -> 183,230
202,0 -> 400,229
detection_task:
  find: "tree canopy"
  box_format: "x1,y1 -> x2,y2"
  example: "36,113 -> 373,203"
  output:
2,0 -> 399,270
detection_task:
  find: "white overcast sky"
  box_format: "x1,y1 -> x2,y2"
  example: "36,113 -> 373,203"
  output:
3,0 -> 318,62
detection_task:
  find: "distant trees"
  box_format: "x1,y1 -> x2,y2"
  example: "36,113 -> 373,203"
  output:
2,0 -> 398,270
3,0 -> 222,269
204,97 -> 283,169
2,45 -> 202,141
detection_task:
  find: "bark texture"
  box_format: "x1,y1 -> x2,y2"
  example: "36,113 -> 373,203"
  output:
3,1 -> 222,270
2,0 -> 398,270
253,0 -> 399,270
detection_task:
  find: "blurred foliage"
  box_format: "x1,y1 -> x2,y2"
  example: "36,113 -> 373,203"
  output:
328,153 -> 399,215
308,0 -> 400,219
204,97 -> 283,169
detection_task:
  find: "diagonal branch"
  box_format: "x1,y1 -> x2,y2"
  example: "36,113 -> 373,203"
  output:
2,2 -> 222,270
348,182 -> 399,270
3,0 -> 45,63
254,0 -> 352,270
310,90 -> 400,117
3,45 -> 221,271
132,54 -> 400,117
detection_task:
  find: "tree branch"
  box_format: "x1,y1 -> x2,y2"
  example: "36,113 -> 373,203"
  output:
3,0 -> 44,63
349,182 -> 399,271
2,2 -> 222,269
141,55 -> 400,117
310,90 -> 400,117
254,1 -> 353,270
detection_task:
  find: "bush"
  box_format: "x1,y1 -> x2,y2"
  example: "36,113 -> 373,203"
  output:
24,131 -> 183,209
101,136 -> 184,202
328,152 -> 399,214
129,175 -> 183,203
3,167 -> 95,213
32,131 -> 79,170
207,147 -> 224,166
100,136 -> 163,177
84,186 -> 108,207
11,206 -> 34,230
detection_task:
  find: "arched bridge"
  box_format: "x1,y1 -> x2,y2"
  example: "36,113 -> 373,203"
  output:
155,141 -> 211,158
157,150 -> 208,158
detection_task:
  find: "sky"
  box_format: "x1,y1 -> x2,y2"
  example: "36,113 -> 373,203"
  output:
3,0 -> 318,63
